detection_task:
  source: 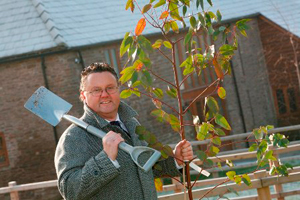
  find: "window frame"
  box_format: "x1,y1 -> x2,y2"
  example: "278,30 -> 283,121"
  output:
0,132 -> 9,167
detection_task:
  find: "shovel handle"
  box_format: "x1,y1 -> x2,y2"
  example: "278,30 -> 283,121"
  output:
62,115 -> 160,172
63,115 -> 134,153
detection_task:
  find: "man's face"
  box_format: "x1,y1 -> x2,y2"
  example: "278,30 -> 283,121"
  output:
81,72 -> 120,121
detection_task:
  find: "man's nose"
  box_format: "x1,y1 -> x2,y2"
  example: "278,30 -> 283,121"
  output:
100,89 -> 109,97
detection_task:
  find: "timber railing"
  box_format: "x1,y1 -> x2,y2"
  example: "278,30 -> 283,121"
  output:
0,125 -> 300,200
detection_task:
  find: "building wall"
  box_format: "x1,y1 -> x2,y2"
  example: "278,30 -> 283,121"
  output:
258,16 -> 300,133
223,18 -> 277,148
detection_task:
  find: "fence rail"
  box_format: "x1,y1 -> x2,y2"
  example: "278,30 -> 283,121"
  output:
1,124 -> 300,200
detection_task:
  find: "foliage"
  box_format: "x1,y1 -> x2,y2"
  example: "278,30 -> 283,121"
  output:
120,0 -> 291,199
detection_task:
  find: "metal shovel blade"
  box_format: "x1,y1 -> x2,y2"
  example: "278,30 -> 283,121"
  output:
24,86 -> 72,126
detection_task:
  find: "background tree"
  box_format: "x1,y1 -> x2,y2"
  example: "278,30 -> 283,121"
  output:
119,0 -> 292,199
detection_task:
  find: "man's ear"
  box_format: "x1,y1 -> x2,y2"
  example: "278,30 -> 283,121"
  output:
80,91 -> 86,102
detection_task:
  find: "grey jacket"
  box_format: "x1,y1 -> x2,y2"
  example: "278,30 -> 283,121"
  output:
54,101 -> 181,200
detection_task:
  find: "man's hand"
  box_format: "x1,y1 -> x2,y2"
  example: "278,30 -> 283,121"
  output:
103,131 -> 124,161
173,139 -> 193,166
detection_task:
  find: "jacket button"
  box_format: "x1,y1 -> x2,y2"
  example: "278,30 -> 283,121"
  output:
94,170 -> 99,175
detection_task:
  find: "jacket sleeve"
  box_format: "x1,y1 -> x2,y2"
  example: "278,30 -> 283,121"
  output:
54,127 -> 120,200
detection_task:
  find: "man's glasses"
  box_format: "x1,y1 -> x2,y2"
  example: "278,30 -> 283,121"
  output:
85,86 -> 119,97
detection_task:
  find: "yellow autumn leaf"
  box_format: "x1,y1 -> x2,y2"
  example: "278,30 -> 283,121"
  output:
154,178 -> 163,191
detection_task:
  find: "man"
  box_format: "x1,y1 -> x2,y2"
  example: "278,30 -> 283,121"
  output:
55,62 -> 193,200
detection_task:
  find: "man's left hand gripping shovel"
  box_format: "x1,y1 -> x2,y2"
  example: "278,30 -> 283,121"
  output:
24,86 -> 161,172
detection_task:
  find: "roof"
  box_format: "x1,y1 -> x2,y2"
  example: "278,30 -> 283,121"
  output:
0,0 -> 299,60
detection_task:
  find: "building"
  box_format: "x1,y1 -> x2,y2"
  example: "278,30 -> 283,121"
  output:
0,0 -> 299,199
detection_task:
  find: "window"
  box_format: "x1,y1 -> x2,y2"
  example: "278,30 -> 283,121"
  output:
104,48 -> 121,76
0,132 -> 9,167
287,88 -> 297,112
276,89 -> 286,114
275,87 -> 298,116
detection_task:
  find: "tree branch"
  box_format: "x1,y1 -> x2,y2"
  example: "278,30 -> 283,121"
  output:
126,86 -> 180,115
183,78 -> 220,114
149,69 -> 176,88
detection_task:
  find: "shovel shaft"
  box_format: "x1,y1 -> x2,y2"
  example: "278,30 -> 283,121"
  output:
63,115 -> 133,153
87,125 -> 133,153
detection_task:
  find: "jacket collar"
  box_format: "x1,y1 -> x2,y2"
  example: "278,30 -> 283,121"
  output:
82,101 -> 138,129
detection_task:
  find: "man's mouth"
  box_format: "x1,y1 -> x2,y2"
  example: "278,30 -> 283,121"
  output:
100,101 -> 111,104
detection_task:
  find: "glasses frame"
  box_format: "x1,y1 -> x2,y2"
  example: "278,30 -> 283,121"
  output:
84,86 -> 119,97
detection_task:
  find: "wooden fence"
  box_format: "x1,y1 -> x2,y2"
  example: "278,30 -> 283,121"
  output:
1,125 -> 300,200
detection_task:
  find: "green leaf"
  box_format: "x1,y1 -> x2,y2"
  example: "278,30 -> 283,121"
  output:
203,159 -> 213,167
153,88 -> 163,98
169,114 -> 180,132
120,66 -> 135,84
142,4 -> 152,14
120,32 -> 133,57
183,66 -> 195,76
208,25 -> 214,35
163,41 -> 172,49
190,16 -> 197,29
234,175 -> 242,185
207,0 -> 213,6
212,136 -> 221,146
208,145 -> 219,156
249,143 -> 258,152
153,0 -> 166,8
163,22 -> 171,33
125,0 -> 135,12
257,140 -> 267,160
184,29 -> 193,46
219,44 -> 236,56
285,163 -> 293,170
152,39 -> 163,49
132,80 -> 141,87
278,138 -> 289,148
137,35 -> 153,53
206,96 -> 219,114
197,123 -> 208,140
166,86 -> 177,98
182,5 -> 187,16
217,162 -> 222,170
199,0 -> 204,10
180,55 -> 192,68
269,165 -> 276,175
253,129 -> 263,140
216,10 -> 222,22
215,128 -> 226,136
169,2 -> 182,21
198,13 -> 205,26
120,89 -> 132,98
215,114 -> 231,130
226,171 -> 236,181
141,70 -> 152,86
151,109 -> 169,123
217,87 -> 226,99
195,150 -> 207,161
170,21 -> 179,33
266,125 -> 274,130
131,88 -> 141,97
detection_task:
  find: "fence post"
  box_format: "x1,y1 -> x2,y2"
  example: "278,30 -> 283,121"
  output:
254,170 -> 271,200
8,181 -> 19,200
172,177 -> 182,193
268,145 -> 284,200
